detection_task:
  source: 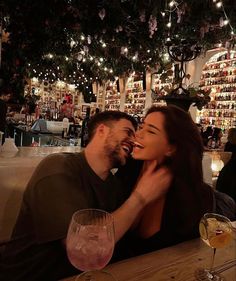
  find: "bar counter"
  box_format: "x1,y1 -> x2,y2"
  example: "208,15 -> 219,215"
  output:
61,234 -> 236,281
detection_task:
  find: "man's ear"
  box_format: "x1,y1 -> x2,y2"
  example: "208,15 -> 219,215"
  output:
96,124 -> 109,136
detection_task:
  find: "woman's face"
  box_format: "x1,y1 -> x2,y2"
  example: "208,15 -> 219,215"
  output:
132,112 -> 175,163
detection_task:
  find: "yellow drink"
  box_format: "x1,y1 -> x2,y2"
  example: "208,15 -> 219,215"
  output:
199,217 -> 233,248
209,231 -> 232,248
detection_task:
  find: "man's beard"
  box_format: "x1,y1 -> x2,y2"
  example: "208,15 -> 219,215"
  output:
104,134 -> 125,168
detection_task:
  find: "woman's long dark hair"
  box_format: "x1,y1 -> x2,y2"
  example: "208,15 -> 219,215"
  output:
145,105 -> 213,235
146,105 -> 204,190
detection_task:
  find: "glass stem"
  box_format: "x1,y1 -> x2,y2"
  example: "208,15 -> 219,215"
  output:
210,248 -> 216,272
85,272 -> 93,281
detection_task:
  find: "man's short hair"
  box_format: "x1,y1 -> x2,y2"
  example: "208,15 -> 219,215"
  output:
0,85 -> 12,97
88,110 -> 137,141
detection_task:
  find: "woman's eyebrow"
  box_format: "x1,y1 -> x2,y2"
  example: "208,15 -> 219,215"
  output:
146,123 -> 161,132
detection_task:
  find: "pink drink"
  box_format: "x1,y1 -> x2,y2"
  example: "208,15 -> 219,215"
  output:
67,225 -> 114,271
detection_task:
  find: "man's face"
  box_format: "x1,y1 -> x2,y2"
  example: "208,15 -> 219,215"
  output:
104,119 -> 135,167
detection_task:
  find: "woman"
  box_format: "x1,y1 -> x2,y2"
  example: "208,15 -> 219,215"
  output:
117,105 -> 215,256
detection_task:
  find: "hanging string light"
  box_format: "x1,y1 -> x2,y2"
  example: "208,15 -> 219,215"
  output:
214,0 -> 235,35
162,0 -> 235,50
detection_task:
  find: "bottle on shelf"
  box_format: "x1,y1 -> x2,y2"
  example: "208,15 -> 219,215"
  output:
198,50 -> 236,133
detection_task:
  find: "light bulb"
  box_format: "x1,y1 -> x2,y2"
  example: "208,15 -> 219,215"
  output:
211,159 -> 224,172
223,19 -> 229,25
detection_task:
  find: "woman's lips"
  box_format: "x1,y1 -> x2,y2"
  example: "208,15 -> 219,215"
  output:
133,141 -> 144,149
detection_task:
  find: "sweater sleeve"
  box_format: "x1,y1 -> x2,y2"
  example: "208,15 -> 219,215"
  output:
17,154 -> 89,243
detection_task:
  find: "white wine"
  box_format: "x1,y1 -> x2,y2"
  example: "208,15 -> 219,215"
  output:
199,217 -> 233,249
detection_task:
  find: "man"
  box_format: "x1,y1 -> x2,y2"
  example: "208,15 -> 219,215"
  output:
0,86 -> 11,144
0,111 -> 171,281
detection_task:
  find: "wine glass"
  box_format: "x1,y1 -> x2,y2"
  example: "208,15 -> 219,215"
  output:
66,209 -> 116,281
195,213 -> 233,281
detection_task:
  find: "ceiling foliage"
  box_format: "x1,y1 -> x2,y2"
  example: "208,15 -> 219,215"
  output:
0,0 -> 236,96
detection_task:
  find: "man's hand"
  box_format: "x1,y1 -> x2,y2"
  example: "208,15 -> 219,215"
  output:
113,161 -> 172,242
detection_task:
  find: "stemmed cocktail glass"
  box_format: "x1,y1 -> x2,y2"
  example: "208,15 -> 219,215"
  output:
195,213 -> 233,281
66,209 -> 116,281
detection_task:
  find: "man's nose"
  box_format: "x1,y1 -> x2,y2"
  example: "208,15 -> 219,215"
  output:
129,134 -> 135,143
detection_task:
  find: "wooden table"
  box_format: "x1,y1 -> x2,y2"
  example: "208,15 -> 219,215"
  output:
62,237 -> 236,281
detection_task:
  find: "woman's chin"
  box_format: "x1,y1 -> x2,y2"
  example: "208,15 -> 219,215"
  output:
131,151 -> 142,160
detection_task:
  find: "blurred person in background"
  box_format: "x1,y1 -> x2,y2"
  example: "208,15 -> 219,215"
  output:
201,126 -> 213,148
216,151 -> 236,203
80,107 -> 91,147
224,127 -> 236,153
216,128 -> 236,203
0,86 -> 12,144
207,127 -> 223,149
